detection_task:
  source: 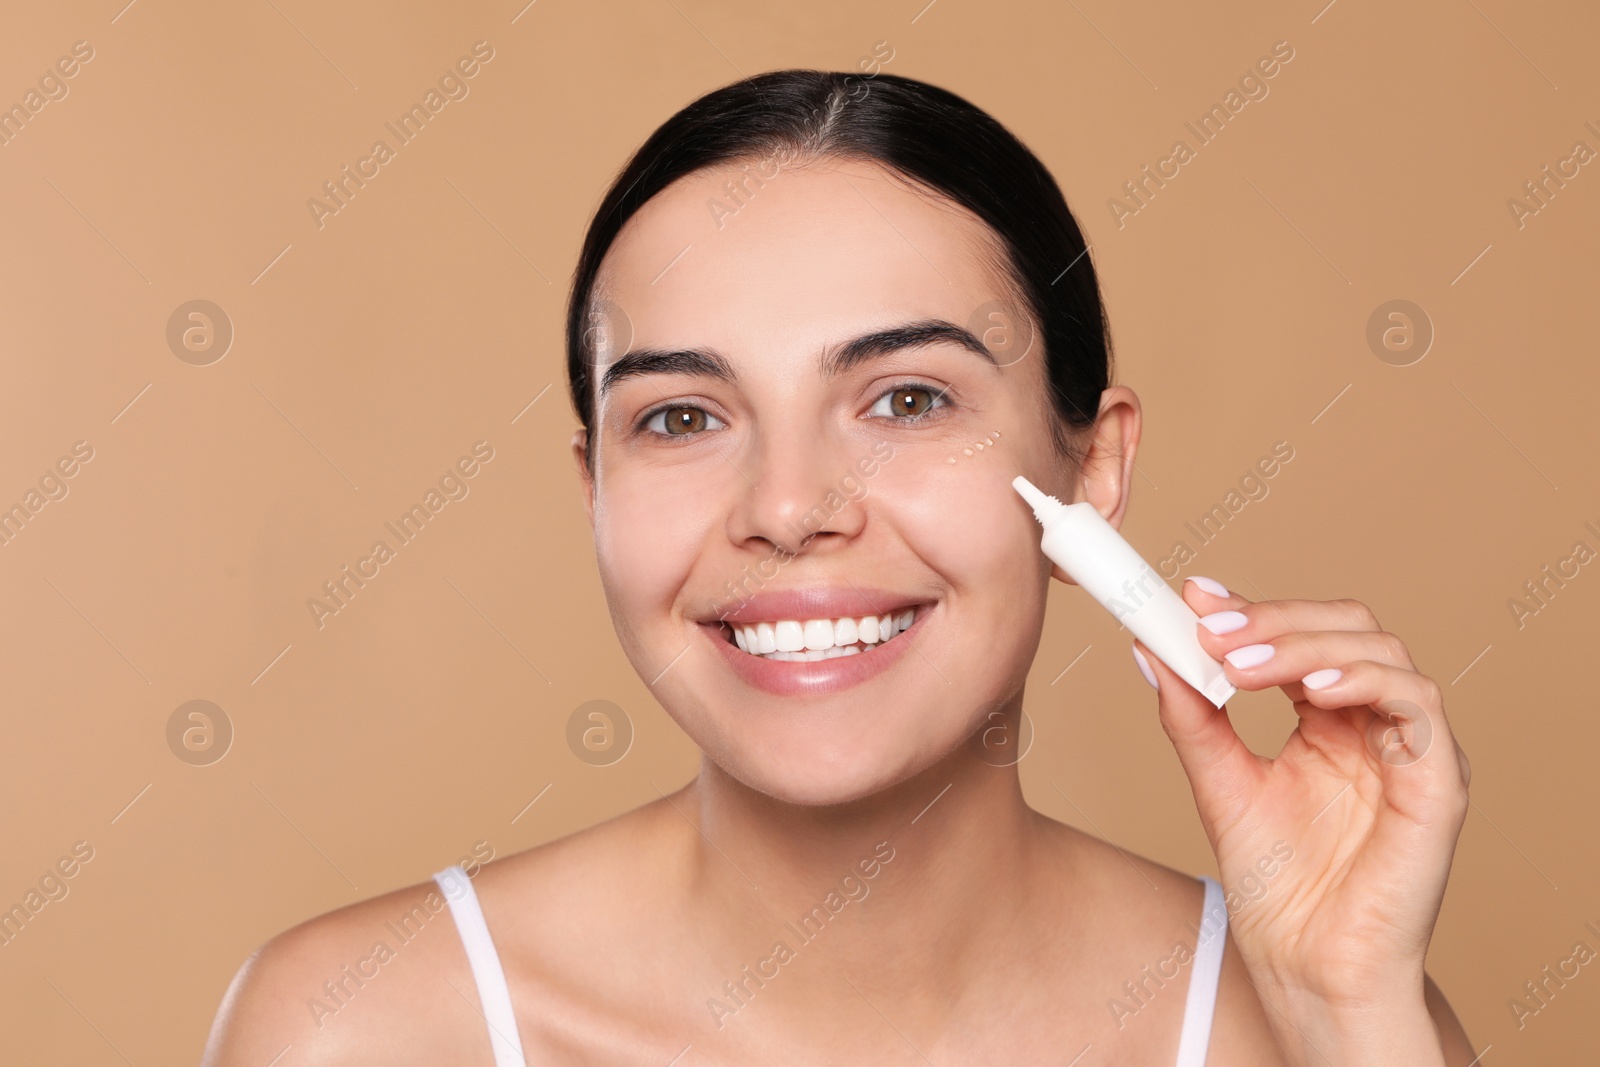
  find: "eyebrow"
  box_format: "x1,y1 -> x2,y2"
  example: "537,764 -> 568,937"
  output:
597,318 -> 997,398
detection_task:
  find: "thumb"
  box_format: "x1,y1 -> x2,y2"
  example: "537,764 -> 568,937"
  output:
1132,638 -> 1263,834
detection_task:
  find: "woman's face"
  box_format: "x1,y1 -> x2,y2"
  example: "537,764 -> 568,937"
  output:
576,156 -> 1092,805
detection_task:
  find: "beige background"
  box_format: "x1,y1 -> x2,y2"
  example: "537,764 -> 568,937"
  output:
2,0 -> 1596,1062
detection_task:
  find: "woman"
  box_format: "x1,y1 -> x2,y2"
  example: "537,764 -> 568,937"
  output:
203,70 -> 1475,1065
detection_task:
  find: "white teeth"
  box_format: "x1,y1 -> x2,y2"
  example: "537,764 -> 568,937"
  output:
803,619 -> 833,651
775,620 -> 805,652
724,606 -> 922,660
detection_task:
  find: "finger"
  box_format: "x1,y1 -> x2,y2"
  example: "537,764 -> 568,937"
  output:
1293,659 -> 1467,813
1298,660 -> 1469,919
1180,574 -> 1253,614
1132,637 -> 1265,836
1183,579 -> 1384,639
1194,627 -> 1420,698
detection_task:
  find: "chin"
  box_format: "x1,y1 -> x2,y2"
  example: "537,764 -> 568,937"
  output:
702,714 -> 959,809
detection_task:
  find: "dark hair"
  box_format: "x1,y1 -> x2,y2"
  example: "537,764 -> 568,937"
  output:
565,68 -> 1112,471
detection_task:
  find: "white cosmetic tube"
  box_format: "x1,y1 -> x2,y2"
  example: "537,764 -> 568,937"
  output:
1013,475 -> 1236,708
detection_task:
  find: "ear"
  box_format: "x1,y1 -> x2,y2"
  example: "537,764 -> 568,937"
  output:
1074,385 -> 1141,529
1049,386 -> 1142,585
571,427 -> 596,529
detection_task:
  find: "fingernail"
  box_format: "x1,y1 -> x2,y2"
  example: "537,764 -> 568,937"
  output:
1224,643 -> 1275,669
1198,610 -> 1248,635
1185,575 -> 1230,597
1131,644 -> 1160,690
1302,668 -> 1342,690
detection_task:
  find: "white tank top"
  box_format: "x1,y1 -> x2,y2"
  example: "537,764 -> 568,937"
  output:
432,866 -> 1229,1065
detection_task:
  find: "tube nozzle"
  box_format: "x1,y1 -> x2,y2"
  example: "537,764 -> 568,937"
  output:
1012,475 -> 1066,526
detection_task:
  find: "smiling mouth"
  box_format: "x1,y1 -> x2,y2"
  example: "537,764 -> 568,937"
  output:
717,606 -> 924,662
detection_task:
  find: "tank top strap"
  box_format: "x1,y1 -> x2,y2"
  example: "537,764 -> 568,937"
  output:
433,865 -> 528,1066
1173,874 -> 1228,1067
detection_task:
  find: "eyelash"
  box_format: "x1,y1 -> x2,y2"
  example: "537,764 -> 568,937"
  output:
636,380 -> 953,440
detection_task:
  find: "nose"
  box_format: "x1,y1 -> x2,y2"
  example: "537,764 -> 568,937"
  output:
724,430 -> 871,558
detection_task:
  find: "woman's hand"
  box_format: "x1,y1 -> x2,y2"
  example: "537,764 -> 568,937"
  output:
1130,575 -> 1473,1067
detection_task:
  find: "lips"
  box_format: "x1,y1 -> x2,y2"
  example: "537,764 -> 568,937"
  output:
692,587 -> 937,697
704,587 -> 929,627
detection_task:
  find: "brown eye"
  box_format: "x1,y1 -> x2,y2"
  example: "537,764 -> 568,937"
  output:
871,384 -> 946,420
643,405 -> 725,437
664,407 -> 705,434
890,389 -> 931,417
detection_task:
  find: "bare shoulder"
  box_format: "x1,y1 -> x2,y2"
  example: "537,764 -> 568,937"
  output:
1029,813 -> 1289,1062
199,873 -> 489,1067
199,854 -> 578,1067
1033,816 -> 1473,1063
201,796 -> 689,1067
462,793 -> 700,1056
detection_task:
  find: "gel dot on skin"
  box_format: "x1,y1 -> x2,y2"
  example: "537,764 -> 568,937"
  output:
947,428 -> 1005,466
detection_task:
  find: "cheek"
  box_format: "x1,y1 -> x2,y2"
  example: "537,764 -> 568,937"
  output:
594,466 -> 716,625
866,440 -> 1043,591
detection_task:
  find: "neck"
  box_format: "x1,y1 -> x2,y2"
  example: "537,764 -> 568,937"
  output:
673,706 -> 1058,1013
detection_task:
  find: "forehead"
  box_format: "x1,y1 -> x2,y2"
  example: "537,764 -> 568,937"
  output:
593,157 -> 1016,360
